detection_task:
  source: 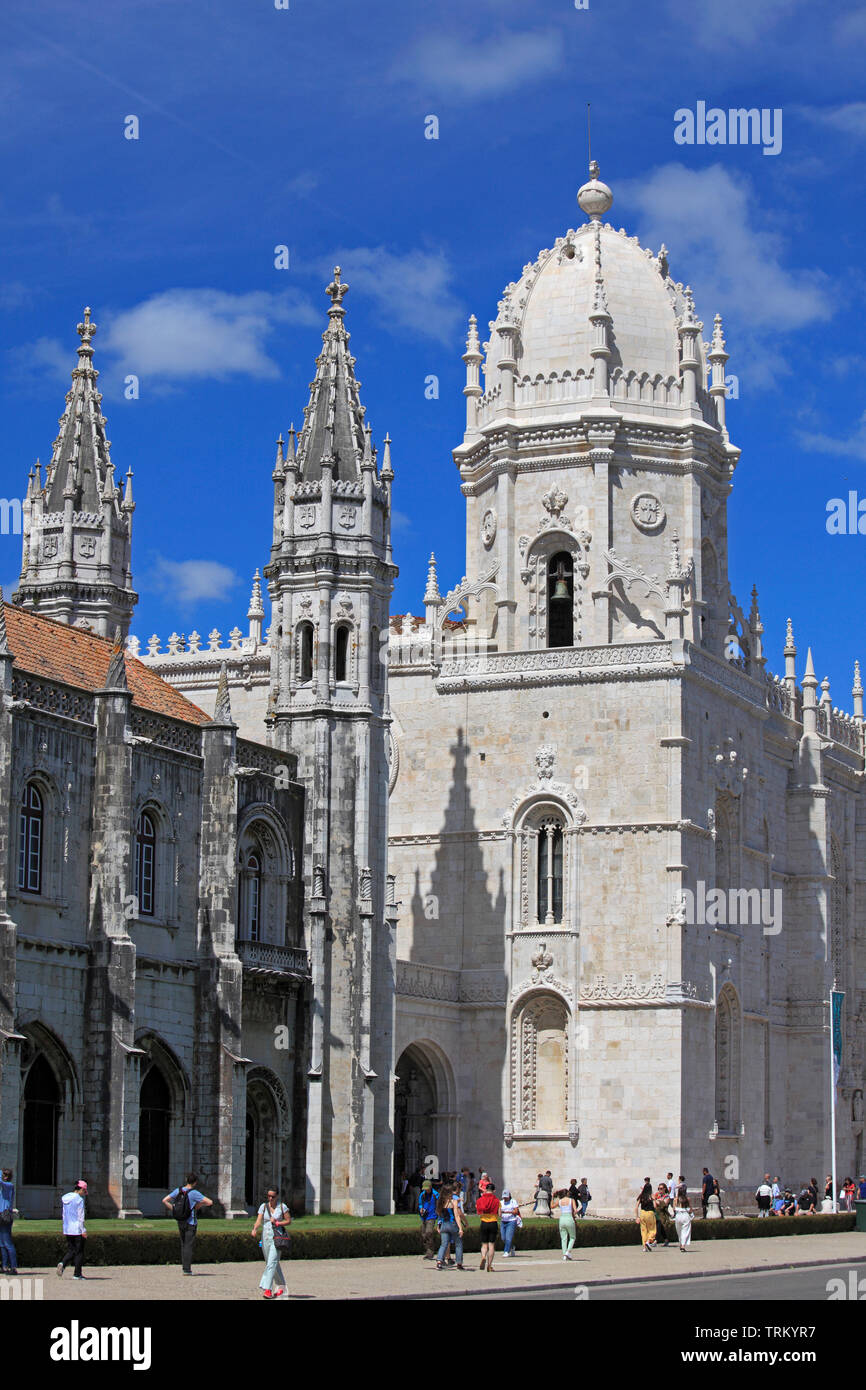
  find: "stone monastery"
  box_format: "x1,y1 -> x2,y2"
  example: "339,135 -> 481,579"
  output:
1,164 -> 863,1216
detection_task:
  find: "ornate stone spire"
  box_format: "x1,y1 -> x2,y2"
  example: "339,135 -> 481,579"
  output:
380,432 -> 394,482
104,626 -> 128,691
213,661 -> 234,724
784,619 -> 797,693
853,661 -> 863,723
424,552 -> 441,605
294,269 -> 371,483
247,569 -> 265,645
708,312 -> 729,432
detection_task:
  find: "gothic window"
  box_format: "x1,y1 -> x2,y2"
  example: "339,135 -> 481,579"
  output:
715,984 -> 741,1133
238,847 -> 263,942
297,622 -> 314,683
335,624 -> 350,682
18,782 -> 43,894
513,995 -> 569,1133
139,1065 -> 171,1190
22,1053 -> 60,1185
537,820 -> 564,925
135,811 -> 156,917
547,551 -> 574,649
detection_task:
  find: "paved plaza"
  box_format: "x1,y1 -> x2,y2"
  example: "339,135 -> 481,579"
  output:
17,1231 -> 866,1301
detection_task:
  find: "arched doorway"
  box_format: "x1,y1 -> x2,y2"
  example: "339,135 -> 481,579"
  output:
22,1054 -> 60,1186
139,1065 -> 171,1190
245,1069 -> 290,1211
394,1042 -> 456,1180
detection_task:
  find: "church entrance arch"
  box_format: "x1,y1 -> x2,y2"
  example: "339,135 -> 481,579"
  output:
245,1068 -> 291,1210
394,1041 -> 457,1180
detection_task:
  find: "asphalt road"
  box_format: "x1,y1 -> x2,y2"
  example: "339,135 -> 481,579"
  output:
436,1261 -> 866,1301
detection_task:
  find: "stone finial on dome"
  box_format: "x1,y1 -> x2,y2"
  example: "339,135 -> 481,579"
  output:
577,160 -> 613,222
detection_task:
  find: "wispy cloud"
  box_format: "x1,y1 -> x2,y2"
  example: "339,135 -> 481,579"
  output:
671,0 -> 810,47
145,556 -> 242,607
323,246 -> 463,346
798,102 -> 866,138
620,162 -> 831,384
393,28 -> 563,99
102,288 -> 320,383
796,412 -> 866,462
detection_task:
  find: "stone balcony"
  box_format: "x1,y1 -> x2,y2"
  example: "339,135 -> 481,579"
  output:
235,939 -> 310,980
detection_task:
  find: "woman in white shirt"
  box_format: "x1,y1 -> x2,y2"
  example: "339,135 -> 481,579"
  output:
252,1187 -> 292,1299
673,1180 -> 694,1252
499,1190 -> 523,1257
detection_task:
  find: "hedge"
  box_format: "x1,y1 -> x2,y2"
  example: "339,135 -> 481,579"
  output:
7,1212 -> 855,1266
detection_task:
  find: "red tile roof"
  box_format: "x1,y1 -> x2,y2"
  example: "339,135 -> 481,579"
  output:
3,603 -> 212,726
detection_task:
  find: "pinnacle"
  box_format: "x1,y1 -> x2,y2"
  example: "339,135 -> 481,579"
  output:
104,626 -> 128,692
213,661 -> 235,724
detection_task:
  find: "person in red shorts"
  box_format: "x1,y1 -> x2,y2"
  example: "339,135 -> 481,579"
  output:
476,1182 -> 501,1271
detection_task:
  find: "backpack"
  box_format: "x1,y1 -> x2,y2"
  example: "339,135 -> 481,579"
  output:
171,1187 -> 192,1221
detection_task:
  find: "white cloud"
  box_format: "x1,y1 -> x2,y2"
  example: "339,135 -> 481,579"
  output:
394,29 -> 562,99
22,335 -> 71,381
620,163 -> 831,383
101,288 -> 320,382
146,557 -> 242,606
799,102 -> 866,138
797,412 -> 866,462
323,246 -> 463,346
671,0 -> 809,47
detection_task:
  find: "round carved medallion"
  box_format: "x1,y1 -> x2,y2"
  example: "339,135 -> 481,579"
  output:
481,508 -> 497,549
630,492 -> 666,533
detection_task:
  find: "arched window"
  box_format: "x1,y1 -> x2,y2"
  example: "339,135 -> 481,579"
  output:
513,995 -> 569,1132
18,782 -> 43,894
298,623 -> 314,683
135,812 -> 156,917
238,849 -> 263,942
537,820 -> 564,925
715,984 -> 741,1133
22,1054 -> 60,1185
139,1065 -> 171,1189
547,551 -> 574,649
335,624 -> 350,682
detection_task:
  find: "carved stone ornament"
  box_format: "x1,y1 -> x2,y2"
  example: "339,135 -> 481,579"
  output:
78,536 -> 97,558
535,745 -> 556,781
503,743 -> 587,831
630,492 -> 666,533
338,505 -> 356,530
711,738 -> 748,797
481,508 -> 497,550
531,941 -> 554,973
592,547 -> 666,603
43,536 -> 59,560
297,505 -> 316,529
541,486 -> 569,529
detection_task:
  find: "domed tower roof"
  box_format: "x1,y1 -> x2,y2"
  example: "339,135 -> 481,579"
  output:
476,162 -> 713,425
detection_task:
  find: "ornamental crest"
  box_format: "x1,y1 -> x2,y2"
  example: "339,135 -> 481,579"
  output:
630,492 -> 666,534
338,506 -> 356,530
297,505 -> 316,529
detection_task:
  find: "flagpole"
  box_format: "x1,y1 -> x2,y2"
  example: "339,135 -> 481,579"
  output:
830,982 -> 838,1214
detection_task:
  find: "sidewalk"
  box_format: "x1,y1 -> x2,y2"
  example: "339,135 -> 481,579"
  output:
24,1230 -> 866,1300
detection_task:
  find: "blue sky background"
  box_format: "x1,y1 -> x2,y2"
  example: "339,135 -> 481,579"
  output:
2,0 -> 865,702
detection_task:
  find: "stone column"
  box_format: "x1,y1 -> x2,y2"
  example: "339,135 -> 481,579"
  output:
81,639 -> 142,1216
0,603 -> 25,1162
194,695 -> 248,1217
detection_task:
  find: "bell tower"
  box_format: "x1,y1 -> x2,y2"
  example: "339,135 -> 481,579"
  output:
264,269 -> 398,1213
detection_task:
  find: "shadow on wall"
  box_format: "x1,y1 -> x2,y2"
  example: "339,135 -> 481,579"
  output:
398,727 -> 507,1179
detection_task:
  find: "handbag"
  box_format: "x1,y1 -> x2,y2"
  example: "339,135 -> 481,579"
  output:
0,1208 -> 12,1226
273,1230 -> 292,1252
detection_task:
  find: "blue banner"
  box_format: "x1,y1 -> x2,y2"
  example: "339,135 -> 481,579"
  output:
831,990 -> 845,1088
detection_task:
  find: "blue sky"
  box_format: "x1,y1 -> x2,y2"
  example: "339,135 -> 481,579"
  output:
2,0 -> 865,703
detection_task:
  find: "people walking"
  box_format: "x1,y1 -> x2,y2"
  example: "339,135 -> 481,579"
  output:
418,1178 -> 439,1259
576,1178 -> 592,1219
163,1173 -> 213,1275
636,1177 -> 657,1252
499,1189 -> 523,1256
674,1179 -> 694,1252
755,1174 -> 773,1217
552,1188 -> 578,1260
435,1184 -> 466,1270
0,1168 -> 18,1275
476,1181 -> 501,1271
251,1186 -> 292,1299
57,1180 -> 88,1280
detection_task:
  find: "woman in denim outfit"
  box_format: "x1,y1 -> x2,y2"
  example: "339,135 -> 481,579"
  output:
435,1185 -> 466,1270
251,1187 -> 292,1299
0,1169 -> 17,1275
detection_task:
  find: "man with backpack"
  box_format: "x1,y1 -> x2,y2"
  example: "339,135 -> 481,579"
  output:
163,1173 -> 213,1274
